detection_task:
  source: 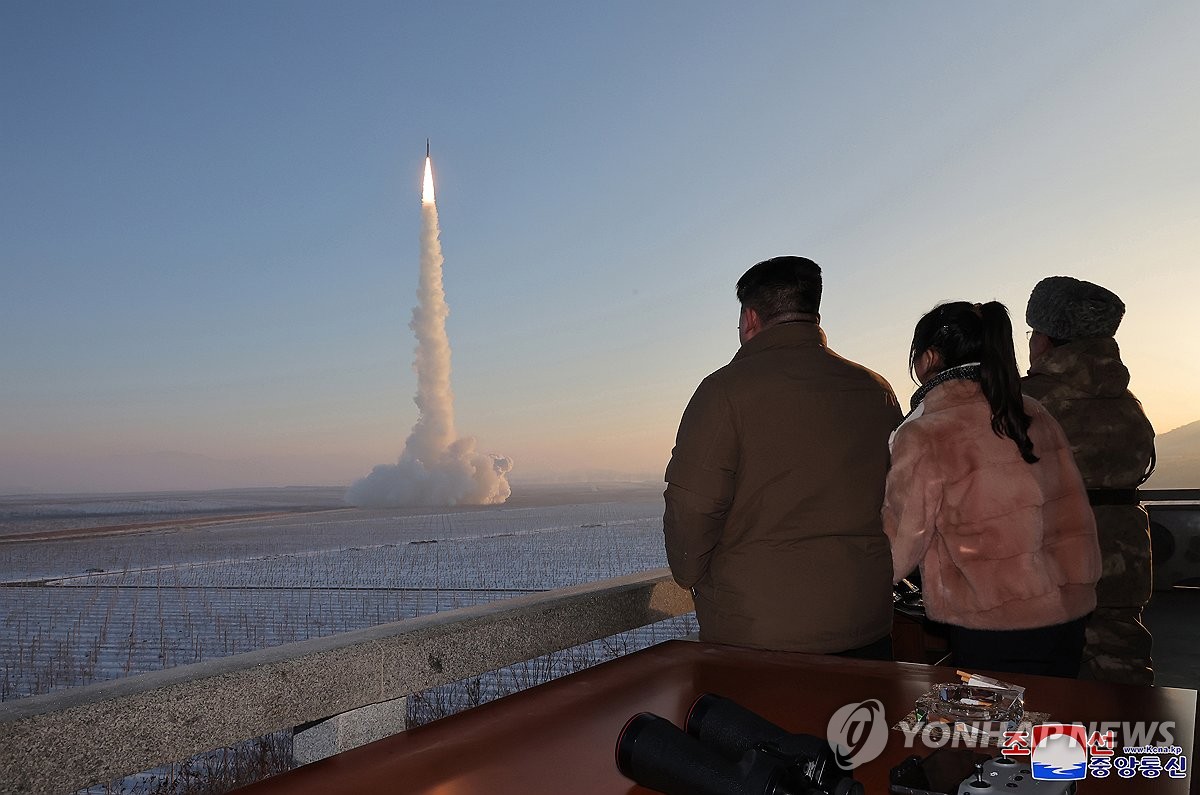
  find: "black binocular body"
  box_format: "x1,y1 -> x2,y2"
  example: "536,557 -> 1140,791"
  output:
615,693 -> 864,795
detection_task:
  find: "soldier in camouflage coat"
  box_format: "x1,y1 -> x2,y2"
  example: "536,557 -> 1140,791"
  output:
1023,277 -> 1155,686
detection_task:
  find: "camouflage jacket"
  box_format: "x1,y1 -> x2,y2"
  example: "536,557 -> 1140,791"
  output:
1022,338 -> 1155,608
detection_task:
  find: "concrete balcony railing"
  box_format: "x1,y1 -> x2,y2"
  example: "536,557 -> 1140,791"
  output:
0,569 -> 694,794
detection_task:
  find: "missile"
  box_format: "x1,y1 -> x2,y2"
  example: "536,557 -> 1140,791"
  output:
426,138 -> 430,158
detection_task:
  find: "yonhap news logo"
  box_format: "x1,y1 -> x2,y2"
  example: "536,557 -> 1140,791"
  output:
879,704 -> 1190,783
826,699 -> 888,769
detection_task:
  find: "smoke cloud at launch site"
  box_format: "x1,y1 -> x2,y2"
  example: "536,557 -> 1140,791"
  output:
347,155 -> 513,508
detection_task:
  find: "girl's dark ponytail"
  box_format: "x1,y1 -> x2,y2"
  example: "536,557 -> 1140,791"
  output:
977,302 -> 1038,463
910,300 -> 1038,463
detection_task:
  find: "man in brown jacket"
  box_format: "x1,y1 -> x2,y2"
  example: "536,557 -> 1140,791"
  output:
663,256 -> 902,655
1023,276 -> 1156,686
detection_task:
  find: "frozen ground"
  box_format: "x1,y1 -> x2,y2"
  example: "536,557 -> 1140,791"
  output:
0,486 -> 348,538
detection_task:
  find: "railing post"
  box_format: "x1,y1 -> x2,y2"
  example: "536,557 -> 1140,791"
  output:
292,696 -> 408,766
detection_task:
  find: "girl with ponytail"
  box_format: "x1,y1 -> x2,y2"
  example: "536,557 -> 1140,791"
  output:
883,301 -> 1101,677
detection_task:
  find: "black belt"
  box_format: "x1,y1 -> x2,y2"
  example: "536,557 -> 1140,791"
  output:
1087,488 -> 1141,506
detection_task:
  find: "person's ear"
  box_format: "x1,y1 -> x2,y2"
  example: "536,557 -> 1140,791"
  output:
915,348 -> 942,383
1028,330 -> 1052,363
740,307 -> 763,342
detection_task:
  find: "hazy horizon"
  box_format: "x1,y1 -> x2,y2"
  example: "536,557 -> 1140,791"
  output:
0,450 -> 667,496
3,2 -> 1198,495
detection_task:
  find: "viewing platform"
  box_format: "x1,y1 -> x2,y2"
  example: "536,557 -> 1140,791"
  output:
1,491 -> 1197,794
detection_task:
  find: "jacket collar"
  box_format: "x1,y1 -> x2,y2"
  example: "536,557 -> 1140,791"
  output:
732,318 -> 825,362
920,378 -> 986,412
889,370 -> 982,450
909,362 -> 981,411
1027,337 -> 1131,396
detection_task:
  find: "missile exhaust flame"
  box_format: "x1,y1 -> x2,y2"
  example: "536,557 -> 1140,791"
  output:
422,154 -> 435,205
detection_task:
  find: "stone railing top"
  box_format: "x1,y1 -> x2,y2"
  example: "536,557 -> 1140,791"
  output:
1,568 -> 693,794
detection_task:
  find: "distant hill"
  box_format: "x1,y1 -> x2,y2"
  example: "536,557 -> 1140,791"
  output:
1146,420 -> 1200,489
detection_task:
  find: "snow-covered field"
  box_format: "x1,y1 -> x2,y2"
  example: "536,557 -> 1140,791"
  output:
0,483 -> 691,703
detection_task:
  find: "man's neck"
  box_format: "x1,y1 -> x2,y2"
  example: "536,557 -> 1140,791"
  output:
763,311 -> 820,328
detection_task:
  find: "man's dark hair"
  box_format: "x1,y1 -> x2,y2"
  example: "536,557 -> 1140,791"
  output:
735,256 -> 822,320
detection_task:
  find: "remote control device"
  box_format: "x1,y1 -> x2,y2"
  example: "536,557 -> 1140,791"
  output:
958,756 -> 1077,794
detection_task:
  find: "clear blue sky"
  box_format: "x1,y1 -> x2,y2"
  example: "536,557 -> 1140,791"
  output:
2,1 -> 1198,492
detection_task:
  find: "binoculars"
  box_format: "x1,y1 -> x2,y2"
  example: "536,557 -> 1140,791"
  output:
616,693 -> 864,795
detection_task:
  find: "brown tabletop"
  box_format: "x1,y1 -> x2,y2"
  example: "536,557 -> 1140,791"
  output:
238,640 -> 1196,794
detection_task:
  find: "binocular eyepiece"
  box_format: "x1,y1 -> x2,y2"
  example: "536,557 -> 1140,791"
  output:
615,694 -> 864,795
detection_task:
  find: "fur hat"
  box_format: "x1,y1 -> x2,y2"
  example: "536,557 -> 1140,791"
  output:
1026,276 -> 1125,340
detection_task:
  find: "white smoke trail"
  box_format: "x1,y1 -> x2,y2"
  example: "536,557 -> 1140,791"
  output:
347,153 -> 513,508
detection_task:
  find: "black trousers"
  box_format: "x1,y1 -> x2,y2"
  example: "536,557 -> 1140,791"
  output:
947,615 -> 1089,679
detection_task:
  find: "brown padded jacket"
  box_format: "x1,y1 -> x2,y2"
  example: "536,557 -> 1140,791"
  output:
883,380 -> 1101,630
664,321 -> 902,653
